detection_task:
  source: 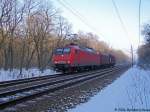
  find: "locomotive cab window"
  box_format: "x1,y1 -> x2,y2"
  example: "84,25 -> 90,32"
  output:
55,48 -> 70,55
55,48 -> 63,55
63,48 -> 71,54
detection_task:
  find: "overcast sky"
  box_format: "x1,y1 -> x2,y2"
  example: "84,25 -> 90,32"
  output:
52,0 -> 150,54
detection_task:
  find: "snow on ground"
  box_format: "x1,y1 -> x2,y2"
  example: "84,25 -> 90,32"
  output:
0,68 -> 58,82
68,66 -> 150,112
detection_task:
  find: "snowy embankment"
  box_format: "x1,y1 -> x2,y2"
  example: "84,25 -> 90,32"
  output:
0,68 -> 57,82
68,66 -> 150,112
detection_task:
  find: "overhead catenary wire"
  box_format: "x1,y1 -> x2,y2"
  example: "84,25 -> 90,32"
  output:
62,0 -> 89,24
57,0 -> 134,52
56,0 -> 106,38
57,0 -> 103,36
112,0 -> 132,45
112,0 -> 134,63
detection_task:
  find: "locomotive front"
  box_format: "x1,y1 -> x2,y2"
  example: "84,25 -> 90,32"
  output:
52,47 -> 72,72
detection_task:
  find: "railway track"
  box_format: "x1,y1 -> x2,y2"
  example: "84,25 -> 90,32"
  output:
0,67 -> 115,90
0,66 -> 126,110
0,73 -> 63,88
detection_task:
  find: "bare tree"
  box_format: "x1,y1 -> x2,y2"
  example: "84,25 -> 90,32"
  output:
138,23 -> 150,67
19,0 -> 40,74
25,3 -> 57,71
55,16 -> 72,47
142,24 -> 150,44
0,0 -> 27,71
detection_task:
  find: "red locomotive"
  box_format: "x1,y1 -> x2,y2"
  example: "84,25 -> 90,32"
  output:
52,43 -> 116,72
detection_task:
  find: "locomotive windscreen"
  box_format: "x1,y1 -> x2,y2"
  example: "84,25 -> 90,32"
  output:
55,48 -> 63,54
54,48 -> 70,55
63,48 -> 70,54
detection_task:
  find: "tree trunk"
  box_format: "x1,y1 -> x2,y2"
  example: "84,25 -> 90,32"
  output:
19,41 -> 26,75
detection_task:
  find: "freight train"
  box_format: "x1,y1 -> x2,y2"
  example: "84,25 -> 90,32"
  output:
52,43 -> 116,72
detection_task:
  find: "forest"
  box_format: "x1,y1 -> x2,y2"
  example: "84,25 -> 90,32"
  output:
0,0 -> 130,74
138,23 -> 150,67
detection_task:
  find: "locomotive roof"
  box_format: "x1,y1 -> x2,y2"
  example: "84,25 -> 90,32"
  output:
66,44 -> 96,53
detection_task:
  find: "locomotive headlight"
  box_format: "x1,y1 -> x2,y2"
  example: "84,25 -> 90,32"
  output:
67,61 -> 70,64
54,61 -> 58,64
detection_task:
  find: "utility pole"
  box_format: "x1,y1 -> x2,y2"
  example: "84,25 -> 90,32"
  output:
131,45 -> 134,67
